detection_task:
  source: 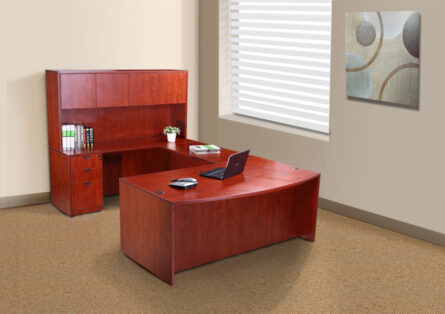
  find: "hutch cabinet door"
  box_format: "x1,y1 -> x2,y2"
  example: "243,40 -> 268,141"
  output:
158,72 -> 187,104
60,74 -> 97,109
97,73 -> 129,108
129,73 -> 159,106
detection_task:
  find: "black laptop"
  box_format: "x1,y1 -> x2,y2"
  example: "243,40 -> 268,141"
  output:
200,150 -> 250,180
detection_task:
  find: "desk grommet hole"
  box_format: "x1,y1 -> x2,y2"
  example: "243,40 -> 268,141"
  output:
156,191 -> 165,194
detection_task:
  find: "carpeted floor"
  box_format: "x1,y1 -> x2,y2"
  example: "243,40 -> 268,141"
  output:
0,196 -> 444,313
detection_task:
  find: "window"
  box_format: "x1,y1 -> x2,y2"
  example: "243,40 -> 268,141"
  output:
229,0 -> 332,134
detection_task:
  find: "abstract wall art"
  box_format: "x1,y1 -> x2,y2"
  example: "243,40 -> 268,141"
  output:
345,11 -> 421,108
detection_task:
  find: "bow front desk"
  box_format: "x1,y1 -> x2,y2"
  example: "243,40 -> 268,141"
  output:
46,69 -> 320,286
119,142 -> 320,285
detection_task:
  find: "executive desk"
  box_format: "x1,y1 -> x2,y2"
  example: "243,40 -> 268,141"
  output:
119,138 -> 320,286
46,70 -> 320,286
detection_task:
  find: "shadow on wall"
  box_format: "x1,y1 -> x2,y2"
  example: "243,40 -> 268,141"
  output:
6,73 -> 48,148
181,0 -> 200,140
5,73 -> 49,193
347,96 -> 420,111
94,238 -> 312,312
181,0 -> 193,69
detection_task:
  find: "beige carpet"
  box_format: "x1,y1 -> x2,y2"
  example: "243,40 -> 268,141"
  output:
0,196 -> 444,313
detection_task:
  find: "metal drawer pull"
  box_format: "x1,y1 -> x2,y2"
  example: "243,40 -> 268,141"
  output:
84,182 -> 91,187
83,169 -> 91,173
84,155 -> 91,159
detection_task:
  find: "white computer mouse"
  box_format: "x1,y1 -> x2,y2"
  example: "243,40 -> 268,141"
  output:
172,177 -> 198,183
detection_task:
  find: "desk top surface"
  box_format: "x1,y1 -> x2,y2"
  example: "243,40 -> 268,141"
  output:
118,139 -> 320,205
57,138 -> 237,164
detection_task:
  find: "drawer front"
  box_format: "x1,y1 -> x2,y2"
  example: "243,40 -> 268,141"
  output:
71,154 -> 101,170
71,167 -> 102,183
71,180 -> 103,211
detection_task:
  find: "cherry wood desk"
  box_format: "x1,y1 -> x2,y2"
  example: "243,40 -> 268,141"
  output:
119,139 -> 320,286
46,70 -> 320,286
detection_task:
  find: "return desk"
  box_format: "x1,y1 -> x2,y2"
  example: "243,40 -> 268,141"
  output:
119,139 -> 320,285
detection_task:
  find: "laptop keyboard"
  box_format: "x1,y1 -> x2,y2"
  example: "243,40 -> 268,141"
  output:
201,167 -> 225,177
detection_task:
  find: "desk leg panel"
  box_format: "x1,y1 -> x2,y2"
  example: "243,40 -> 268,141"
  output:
49,150 -> 72,216
173,178 -> 319,272
296,176 -> 320,242
119,182 -> 174,285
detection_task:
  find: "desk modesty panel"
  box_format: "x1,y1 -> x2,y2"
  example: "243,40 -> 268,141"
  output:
120,152 -> 320,286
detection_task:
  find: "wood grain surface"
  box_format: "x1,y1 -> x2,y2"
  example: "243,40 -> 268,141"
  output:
60,73 -> 97,109
120,182 -> 174,285
121,156 -> 319,205
96,73 -> 129,108
49,149 -> 71,214
129,73 -> 159,106
119,156 -> 320,285
46,71 -> 62,150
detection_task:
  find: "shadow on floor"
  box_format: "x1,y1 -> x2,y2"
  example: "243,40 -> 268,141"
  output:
43,195 -> 120,216
94,236 -> 312,312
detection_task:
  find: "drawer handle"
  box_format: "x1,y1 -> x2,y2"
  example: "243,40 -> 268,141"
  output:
84,182 -> 91,187
83,169 -> 91,173
84,155 -> 91,159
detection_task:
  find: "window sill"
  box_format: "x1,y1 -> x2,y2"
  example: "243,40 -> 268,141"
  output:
218,114 -> 330,142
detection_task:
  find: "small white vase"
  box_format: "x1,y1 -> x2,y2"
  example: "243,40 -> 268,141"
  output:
167,133 -> 176,143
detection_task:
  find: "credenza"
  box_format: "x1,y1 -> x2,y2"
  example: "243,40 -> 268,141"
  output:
46,69 -> 189,216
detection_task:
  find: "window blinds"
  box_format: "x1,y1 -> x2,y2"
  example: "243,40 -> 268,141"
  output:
229,0 -> 332,133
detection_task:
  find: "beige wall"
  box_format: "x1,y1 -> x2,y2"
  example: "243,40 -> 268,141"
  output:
199,0 -> 445,234
0,0 -> 199,198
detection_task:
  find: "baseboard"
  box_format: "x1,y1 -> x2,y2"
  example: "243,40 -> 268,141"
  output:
319,198 -> 445,247
0,192 -> 50,210
1,193 -> 443,246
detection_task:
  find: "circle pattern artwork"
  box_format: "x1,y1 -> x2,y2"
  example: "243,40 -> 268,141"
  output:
346,54 -> 372,98
345,11 -> 420,107
379,65 -> 419,106
346,12 -> 383,72
356,21 -> 376,46
403,12 -> 420,58
365,11 -> 413,39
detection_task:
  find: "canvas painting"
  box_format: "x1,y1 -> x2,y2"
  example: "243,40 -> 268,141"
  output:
345,11 -> 420,108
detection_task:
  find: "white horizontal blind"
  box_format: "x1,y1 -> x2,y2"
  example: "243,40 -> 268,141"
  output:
229,0 -> 332,133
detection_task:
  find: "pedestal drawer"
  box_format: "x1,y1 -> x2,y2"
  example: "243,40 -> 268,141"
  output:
71,154 -> 101,170
71,167 -> 102,183
71,180 -> 103,211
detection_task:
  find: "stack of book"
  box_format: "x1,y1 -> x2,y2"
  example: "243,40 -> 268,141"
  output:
189,144 -> 221,154
62,124 -> 94,150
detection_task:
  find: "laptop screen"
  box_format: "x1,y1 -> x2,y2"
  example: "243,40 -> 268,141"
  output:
224,149 -> 250,178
